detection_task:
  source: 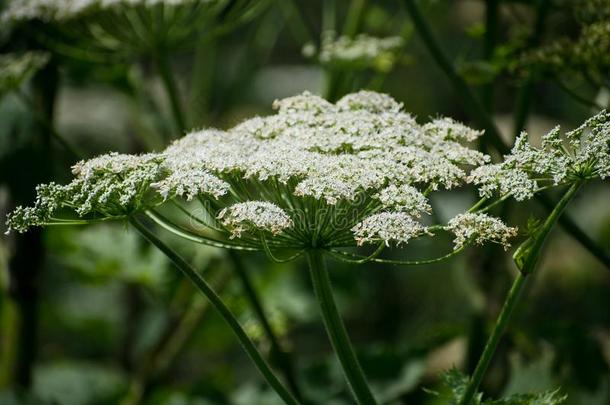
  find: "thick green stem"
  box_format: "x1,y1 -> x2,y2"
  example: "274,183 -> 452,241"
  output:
459,182 -> 583,405
154,50 -> 186,135
306,250 -> 377,405
228,251 -> 303,401
130,218 -> 300,405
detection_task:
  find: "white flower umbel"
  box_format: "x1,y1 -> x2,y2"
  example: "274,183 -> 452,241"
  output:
218,202 -> 293,239
352,212 -> 429,247
306,31 -> 405,72
374,185 -> 431,217
1,0 -> 202,22
469,110 -> 610,201
7,91 -> 494,254
445,213 -> 518,250
2,0 -> 225,62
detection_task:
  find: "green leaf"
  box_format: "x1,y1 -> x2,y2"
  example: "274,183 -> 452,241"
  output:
432,369 -> 566,405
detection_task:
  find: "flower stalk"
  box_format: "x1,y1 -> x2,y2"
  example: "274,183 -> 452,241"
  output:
154,49 -> 186,136
306,249 -> 377,405
129,217 -> 300,405
228,250 -> 303,401
403,0 -> 610,273
458,181 -> 583,405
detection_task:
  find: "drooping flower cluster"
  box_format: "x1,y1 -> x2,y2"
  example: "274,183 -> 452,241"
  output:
469,110 -> 610,201
304,31 -> 405,72
7,153 -> 166,232
7,90 -> 514,252
445,213 -> 518,251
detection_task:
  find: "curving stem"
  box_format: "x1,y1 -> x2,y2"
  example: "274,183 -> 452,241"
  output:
306,250 -> 377,405
458,181 -> 583,405
130,217 -> 300,405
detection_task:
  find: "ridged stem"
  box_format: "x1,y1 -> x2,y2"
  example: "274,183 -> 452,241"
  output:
458,182 -> 583,405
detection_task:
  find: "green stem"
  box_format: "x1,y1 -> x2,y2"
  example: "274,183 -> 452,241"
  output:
402,0 -> 508,154
343,0 -> 367,37
130,217 -> 300,405
306,250 -> 377,405
459,272 -> 527,405
458,182 -> 583,405
482,0 -> 498,112
121,270 -> 229,405
537,195 -> 610,270
16,91 -> 82,160
512,0 -> 551,137
403,0 -> 610,272
154,50 -> 186,135
229,251 -> 303,401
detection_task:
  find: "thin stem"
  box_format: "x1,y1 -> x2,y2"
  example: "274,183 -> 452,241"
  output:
144,209 -> 259,251
554,78 -> 604,110
121,269 -> 230,405
306,250 -> 377,405
458,272 -> 527,405
328,244 -> 465,266
537,194 -> 610,271
129,217 -> 300,405
343,0 -> 367,37
261,236 -> 304,263
402,0 -> 508,154
512,0 -> 551,136
16,91 -> 82,160
458,182 -> 583,405
403,0 -> 610,272
482,0 -> 498,112
154,49 -> 186,135
228,251 -> 304,401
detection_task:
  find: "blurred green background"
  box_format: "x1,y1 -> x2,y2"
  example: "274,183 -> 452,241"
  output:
0,0 -> 609,404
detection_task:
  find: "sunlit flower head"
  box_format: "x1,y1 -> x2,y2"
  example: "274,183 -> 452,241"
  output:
7,91 -> 496,255
469,110 -> 610,201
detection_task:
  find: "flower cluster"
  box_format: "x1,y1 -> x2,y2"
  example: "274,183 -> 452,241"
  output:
2,0 -> 224,61
218,202 -> 294,239
469,110 -> 610,200
304,31 -> 405,72
445,213 -> 518,250
352,212 -> 429,246
513,0 -> 610,79
7,90 -> 498,251
7,153 -> 166,232
1,0 -> 200,22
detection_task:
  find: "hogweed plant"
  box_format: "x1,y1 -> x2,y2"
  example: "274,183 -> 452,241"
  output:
6,91 -> 610,404
2,0 -> 269,134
